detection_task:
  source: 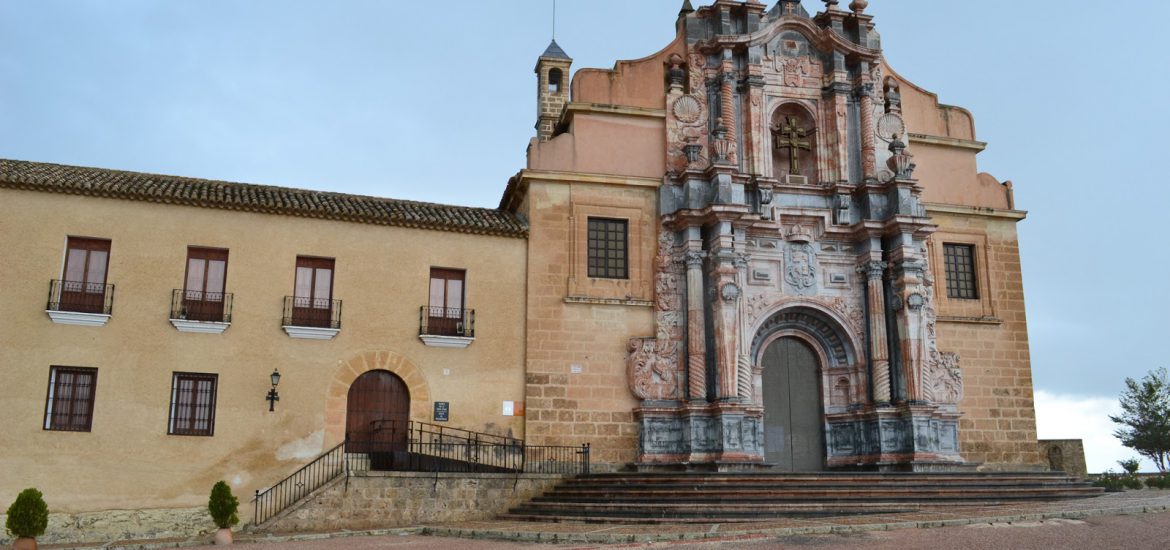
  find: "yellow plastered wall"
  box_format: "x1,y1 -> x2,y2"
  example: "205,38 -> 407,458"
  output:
0,188 -> 527,513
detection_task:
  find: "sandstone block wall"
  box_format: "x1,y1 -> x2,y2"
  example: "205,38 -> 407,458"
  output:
0,506 -> 210,546
928,208 -> 1042,469
260,472 -> 567,533
519,179 -> 658,467
1039,439 -> 1088,478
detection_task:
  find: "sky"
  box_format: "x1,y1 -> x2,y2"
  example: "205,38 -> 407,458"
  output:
2,1 -> 1168,472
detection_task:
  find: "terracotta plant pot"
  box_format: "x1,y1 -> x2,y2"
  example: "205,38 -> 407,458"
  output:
213,528 -> 233,545
12,538 -> 37,550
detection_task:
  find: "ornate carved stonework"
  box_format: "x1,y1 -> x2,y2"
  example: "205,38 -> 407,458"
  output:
784,243 -> 817,293
627,337 -> 681,400
672,96 -> 703,124
924,350 -> 963,404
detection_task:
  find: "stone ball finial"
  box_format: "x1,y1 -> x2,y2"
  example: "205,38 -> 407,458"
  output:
849,0 -> 868,13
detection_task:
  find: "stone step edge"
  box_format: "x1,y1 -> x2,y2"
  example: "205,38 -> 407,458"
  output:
424,504 -> 1170,545
36,527 -> 424,550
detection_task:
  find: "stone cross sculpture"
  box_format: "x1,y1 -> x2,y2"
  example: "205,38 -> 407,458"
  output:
773,115 -> 811,175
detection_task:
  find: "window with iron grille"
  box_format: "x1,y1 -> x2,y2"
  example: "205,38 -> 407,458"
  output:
587,218 -> 628,279
43,366 -> 97,432
168,373 -> 218,436
943,243 -> 978,300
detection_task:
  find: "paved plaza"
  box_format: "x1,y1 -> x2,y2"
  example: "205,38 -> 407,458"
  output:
45,491 -> 1170,549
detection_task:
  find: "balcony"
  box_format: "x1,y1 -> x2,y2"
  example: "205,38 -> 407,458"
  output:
282,296 -> 342,340
419,306 -> 475,348
45,279 -> 114,326
169,289 -> 233,334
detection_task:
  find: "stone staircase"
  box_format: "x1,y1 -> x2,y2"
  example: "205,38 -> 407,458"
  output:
502,471 -> 1104,523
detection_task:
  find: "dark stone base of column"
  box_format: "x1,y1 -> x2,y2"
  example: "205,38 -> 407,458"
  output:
633,402 -> 766,467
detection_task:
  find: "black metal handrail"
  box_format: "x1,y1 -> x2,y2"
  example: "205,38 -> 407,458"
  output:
170,289 -> 233,323
253,425 -> 589,526
352,419 -> 589,475
419,306 -> 475,337
282,296 -> 342,329
47,279 -> 115,315
253,442 -> 346,526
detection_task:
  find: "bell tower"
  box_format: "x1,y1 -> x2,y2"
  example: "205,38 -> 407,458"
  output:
535,39 -> 571,142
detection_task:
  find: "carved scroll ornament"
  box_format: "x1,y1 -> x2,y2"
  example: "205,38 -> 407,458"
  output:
627,337 -> 681,400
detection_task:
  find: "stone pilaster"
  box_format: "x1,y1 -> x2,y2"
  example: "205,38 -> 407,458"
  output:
709,248 -> 740,401
890,256 -> 927,402
685,249 -> 708,401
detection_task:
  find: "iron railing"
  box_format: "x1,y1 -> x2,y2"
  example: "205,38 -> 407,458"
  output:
170,289 -> 233,323
419,306 -> 475,338
253,442 -> 346,526
282,296 -> 342,329
252,422 -> 589,526
47,279 -> 114,315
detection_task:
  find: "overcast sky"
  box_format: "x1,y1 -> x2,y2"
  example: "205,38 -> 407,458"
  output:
2,1 -> 1167,472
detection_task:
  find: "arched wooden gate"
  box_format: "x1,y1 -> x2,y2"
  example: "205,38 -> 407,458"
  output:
345,370 -> 410,461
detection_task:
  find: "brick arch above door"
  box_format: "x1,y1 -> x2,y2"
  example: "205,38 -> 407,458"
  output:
324,350 -> 431,445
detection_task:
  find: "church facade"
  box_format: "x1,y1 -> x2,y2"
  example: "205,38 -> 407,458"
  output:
0,0 -> 1041,535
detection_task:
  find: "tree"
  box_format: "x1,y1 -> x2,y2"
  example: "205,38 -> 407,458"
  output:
1110,367 -> 1170,473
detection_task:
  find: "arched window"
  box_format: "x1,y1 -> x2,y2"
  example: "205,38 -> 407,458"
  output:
548,68 -> 563,93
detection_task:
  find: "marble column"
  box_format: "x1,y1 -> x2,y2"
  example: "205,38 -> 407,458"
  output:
685,249 -> 708,401
859,260 -> 891,404
857,82 -> 877,180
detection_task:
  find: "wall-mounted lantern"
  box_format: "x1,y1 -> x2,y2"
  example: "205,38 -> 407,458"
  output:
266,368 -> 281,412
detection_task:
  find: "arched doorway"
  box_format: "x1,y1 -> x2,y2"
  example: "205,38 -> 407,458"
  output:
346,370 -> 410,461
762,337 -> 825,471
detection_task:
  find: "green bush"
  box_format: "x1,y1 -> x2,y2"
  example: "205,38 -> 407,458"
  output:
1093,471 -> 1128,492
207,481 -> 239,529
5,488 -> 49,539
1118,458 -> 1142,475
1145,473 -> 1170,489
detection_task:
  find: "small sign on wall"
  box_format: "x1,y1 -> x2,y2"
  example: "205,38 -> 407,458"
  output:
502,401 -> 514,416
433,401 -> 449,422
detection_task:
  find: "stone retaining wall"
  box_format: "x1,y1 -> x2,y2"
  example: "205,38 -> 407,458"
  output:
0,506 -> 210,546
259,471 -> 568,533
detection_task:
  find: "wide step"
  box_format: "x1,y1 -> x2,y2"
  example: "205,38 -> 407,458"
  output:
505,471 -> 1104,523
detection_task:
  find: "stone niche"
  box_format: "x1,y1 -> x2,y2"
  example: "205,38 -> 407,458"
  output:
1038,439 -> 1088,478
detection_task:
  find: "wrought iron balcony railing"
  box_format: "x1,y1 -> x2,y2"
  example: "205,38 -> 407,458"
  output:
47,279 -> 115,315
170,289 -> 233,323
419,306 -> 475,338
283,296 -> 342,329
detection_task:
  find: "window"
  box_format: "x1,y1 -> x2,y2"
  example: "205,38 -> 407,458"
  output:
59,237 -> 112,313
183,247 -> 228,322
44,367 -> 97,432
943,243 -> 978,300
291,256 -> 335,327
427,268 -> 467,336
587,218 -> 628,279
168,373 -> 218,436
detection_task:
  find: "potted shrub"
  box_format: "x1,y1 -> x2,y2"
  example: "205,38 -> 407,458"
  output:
5,488 -> 49,550
207,481 -> 239,545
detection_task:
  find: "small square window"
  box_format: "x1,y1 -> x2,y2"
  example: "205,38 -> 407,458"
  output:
587,218 -> 628,279
168,372 -> 218,436
943,243 -> 978,300
44,366 -> 97,432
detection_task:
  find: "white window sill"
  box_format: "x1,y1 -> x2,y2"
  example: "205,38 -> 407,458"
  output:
419,335 -> 475,348
170,319 -> 231,334
46,310 -> 110,327
283,325 -> 340,340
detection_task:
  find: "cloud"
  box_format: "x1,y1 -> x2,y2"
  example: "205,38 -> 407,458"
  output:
1033,390 -> 1158,473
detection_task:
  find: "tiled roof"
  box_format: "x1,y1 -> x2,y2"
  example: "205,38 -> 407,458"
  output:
0,159 -> 528,238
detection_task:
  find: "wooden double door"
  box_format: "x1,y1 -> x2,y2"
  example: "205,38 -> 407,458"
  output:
762,337 -> 826,472
345,370 -> 410,458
